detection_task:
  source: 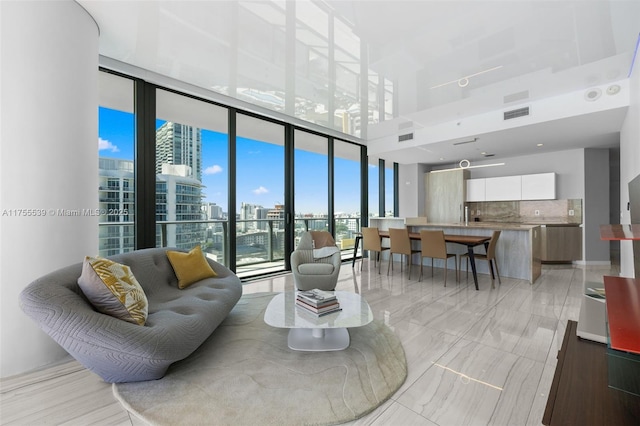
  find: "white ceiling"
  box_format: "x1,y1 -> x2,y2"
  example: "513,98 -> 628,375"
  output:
79,0 -> 640,166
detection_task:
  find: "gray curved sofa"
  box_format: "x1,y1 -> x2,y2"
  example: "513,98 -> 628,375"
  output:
19,247 -> 242,383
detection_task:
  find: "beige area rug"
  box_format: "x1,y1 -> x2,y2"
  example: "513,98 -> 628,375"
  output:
113,292 -> 407,426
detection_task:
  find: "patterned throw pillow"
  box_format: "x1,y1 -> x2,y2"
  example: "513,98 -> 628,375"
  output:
166,245 -> 218,289
77,256 -> 148,326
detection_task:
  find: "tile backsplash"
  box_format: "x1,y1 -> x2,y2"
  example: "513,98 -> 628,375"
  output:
467,199 -> 582,224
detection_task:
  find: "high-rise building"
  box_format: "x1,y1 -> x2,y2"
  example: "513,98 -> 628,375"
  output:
154,122 -> 205,250
98,158 -> 135,257
202,202 -> 223,220
255,207 -> 269,230
156,122 -> 202,181
267,204 -> 286,230
239,202 -> 263,232
98,158 -> 205,255
156,164 -> 205,250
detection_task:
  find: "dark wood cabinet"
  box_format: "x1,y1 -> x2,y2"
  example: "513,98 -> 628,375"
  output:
540,225 -> 582,262
543,321 -> 640,425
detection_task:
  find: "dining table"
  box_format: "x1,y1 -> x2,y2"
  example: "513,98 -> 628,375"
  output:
373,230 -> 491,290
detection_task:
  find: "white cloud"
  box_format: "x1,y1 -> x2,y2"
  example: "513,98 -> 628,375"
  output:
204,164 -> 223,175
252,186 -> 269,195
98,137 -> 119,153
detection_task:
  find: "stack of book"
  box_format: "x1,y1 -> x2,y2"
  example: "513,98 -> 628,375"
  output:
296,289 -> 341,316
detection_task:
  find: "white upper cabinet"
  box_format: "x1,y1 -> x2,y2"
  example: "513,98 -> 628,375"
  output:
521,172 -> 556,200
466,178 -> 486,201
466,172 -> 556,202
485,175 -> 522,201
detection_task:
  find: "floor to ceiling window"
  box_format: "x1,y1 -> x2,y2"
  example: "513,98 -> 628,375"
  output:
368,157 -> 381,218
294,129 -> 329,239
98,64 -> 395,277
97,72 -> 135,257
235,113 -> 285,276
385,161 -> 395,217
154,89 -> 229,264
334,140 -> 362,255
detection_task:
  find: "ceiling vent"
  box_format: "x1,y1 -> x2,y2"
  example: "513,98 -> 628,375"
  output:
398,133 -> 414,142
503,106 -> 530,120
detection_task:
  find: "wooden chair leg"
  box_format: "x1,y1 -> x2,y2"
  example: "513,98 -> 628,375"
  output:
419,256 -> 423,281
493,259 -> 502,284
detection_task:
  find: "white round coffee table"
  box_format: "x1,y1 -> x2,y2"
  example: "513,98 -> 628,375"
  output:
264,291 -> 373,351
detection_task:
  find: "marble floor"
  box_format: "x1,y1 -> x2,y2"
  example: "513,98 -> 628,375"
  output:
0,258 -> 618,425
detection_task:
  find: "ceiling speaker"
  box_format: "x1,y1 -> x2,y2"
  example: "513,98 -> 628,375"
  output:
606,84 -> 621,95
584,88 -> 602,102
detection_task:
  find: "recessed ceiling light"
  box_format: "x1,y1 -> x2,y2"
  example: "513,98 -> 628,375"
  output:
537,143 -> 544,147
584,88 -> 602,101
439,157 -> 445,161
480,151 -> 487,155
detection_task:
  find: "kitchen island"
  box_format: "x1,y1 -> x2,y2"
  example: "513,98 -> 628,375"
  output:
369,217 -> 541,284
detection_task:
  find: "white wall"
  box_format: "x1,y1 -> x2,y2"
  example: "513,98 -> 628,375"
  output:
619,51 -> 640,277
0,1 -> 99,377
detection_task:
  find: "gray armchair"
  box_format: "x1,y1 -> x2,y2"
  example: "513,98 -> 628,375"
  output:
291,231 -> 341,291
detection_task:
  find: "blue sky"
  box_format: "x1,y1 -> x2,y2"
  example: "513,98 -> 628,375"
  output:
98,107 -> 390,214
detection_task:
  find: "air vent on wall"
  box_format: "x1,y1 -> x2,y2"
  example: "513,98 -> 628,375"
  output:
504,106 -> 530,120
398,133 -> 414,142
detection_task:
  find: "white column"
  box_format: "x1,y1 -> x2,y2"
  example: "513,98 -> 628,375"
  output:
0,1 -> 99,377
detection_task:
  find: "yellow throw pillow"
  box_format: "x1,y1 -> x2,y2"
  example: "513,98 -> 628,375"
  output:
77,256 -> 148,326
166,245 -> 217,289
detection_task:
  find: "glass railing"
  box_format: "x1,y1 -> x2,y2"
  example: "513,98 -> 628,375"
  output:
235,219 -> 285,277
156,220 -> 228,267
99,216 -> 362,278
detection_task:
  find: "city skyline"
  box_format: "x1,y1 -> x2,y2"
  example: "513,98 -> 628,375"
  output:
98,107 -> 393,215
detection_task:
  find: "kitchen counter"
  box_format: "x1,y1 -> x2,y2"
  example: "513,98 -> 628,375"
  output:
368,217 -> 541,283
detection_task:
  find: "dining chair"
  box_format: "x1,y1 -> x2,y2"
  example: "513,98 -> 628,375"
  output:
387,228 -> 420,279
418,230 -> 458,286
460,230 -> 502,287
360,227 -> 389,273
